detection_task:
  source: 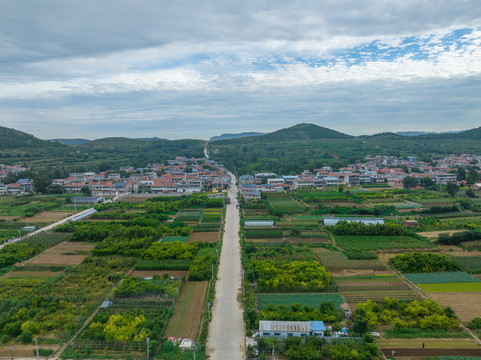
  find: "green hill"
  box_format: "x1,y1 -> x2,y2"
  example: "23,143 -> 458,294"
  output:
0,126 -> 66,151
261,123 -> 352,141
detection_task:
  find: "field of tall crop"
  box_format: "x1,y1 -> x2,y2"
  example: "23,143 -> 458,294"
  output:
334,235 -> 433,251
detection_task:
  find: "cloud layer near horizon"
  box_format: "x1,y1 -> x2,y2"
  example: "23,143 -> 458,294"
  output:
1,1 -> 481,139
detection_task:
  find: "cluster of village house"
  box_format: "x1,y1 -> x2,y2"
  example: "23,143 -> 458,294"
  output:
0,157 -> 229,196
1,154 -> 481,198
239,154 -> 481,200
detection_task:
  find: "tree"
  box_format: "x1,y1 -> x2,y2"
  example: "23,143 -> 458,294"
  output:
466,188 -> 476,198
81,185 -> 92,196
33,175 -> 52,193
457,167 -> 466,181
403,176 -> 418,189
466,169 -> 479,185
446,183 -> 460,197
420,176 -> 434,188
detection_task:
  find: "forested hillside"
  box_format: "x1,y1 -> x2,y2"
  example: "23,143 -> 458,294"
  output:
209,124 -> 481,175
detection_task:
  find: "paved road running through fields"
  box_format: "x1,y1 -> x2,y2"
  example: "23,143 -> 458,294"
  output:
207,172 -> 245,359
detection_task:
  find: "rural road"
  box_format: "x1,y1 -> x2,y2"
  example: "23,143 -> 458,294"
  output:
207,173 -> 245,360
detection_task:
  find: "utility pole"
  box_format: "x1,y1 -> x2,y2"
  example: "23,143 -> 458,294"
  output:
146,337 -> 150,360
211,264 -> 214,280
34,336 -> 39,360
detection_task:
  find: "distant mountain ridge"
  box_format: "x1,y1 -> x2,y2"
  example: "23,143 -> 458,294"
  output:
396,131 -> 461,136
50,138 -> 90,145
135,137 -> 166,141
210,132 -> 265,141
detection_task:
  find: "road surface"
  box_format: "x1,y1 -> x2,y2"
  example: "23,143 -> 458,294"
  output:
207,173 -> 245,360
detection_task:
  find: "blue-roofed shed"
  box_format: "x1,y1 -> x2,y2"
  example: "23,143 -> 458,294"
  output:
309,321 -> 326,336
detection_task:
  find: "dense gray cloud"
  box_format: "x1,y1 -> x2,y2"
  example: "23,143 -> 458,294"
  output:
0,1 -> 480,139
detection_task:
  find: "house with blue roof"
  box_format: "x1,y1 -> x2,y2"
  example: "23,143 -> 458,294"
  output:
259,320 -> 326,338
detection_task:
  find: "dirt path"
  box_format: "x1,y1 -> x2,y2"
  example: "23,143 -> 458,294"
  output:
207,173 -> 245,360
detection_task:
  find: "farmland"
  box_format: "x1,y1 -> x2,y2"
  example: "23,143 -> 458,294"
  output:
334,235 -> 433,251
256,293 -> 344,310
404,272 -> 481,284
0,193 -> 224,359
417,282 -> 481,292
451,256 -> 481,273
165,281 -> 208,339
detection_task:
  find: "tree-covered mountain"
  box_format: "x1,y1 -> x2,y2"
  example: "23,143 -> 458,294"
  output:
209,123 -> 481,175
0,127 -> 66,151
260,123 -> 352,141
0,126 -> 204,171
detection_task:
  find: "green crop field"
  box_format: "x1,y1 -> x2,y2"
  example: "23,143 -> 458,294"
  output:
267,195 -> 306,214
162,236 -> 189,243
418,282 -> 481,292
256,293 -> 344,310
451,256 -> 481,273
404,272 -> 481,284
334,235 -> 433,251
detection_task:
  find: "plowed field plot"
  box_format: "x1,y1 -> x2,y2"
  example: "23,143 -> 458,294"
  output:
342,289 -> 420,308
380,348 -> 481,357
287,237 -> 329,245
377,338 -> 480,349
315,250 -> 387,272
129,270 -> 188,278
418,230 -> 464,240
24,241 -> 94,266
334,275 -> 403,288
427,292 -> 481,322
257,293 -> 344,310
165,281 -> 208,339
26,211 -> 72,222
188,232 -> 219,243
404,272 -> 481,284
335,274 -> 420,308
0,344 -> 59,358
119,196 -> 150,202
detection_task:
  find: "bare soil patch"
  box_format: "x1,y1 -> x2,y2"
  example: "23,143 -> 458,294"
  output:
0,216 -> 19,221
377,338 -> 479,349
380,348 -> 481,357
188,232 -> 219,243
27,211 -> 73,223
0,344 -> 58,357
418,230 -> 464,239
165,281 -> 208,339
336,281 -> 403,287
426,291 -> 481,322
311,248 -> 330,253
24,241 -> 94,266
119,196 -> 149,202
129,270 -> 188,278
3,270 -> 63,278
330,269 -> 392,277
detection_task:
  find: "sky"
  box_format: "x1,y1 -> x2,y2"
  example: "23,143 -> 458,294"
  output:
1,1 -> 481,140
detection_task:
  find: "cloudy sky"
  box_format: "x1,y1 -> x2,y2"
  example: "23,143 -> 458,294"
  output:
1,1 -> 481,140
